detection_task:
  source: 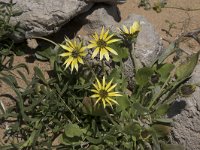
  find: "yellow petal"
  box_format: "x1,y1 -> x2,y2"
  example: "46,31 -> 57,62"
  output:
77,57 -> 84,64
91,89 -> 99,93
94,97 -> 101,106
100,48 -> 106,60
80,51 -> 87,56
71,59 -> 77,72
102,76 -> 106,89
79,46 -> 86,52
59,52 -> 71,57
91,94 -> 100,98
104,51 -> 110,61
88,43 -> 97,49
91,47 -> 100,59
67,40 -> 75,49
123,25 -> 129,34
103,29 -> 109,40
105,47 -> 118,55
60,44 -> 73,52
105,79 -> 113,90
132,21 -> 141,33
93,83 -> 99,91
107,83 -> 117,92
102,98 -> 106,108
108,92 -> 122,97
100,26 -> 105,39
107,97 -> 119,105
105,98 -> 113,108
107,39 -> 120,44
74,61 -> 79,71
105,34 -> 114,41
96,78 -> 102,89
63,56 -> 73,65
95,32 -> 99,40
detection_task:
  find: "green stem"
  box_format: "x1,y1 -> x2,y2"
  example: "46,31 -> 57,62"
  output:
85,60 -> 97,78
148,72 -> 172,109
165,6 -> 200,11
57,93 -> 80,123
104,109 -> 117,125
30,36 -> 58,47
101,60 -> 105,76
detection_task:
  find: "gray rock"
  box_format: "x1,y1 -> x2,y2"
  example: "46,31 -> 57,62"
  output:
168,64 -> 200,150
1,0 -> 93,42
75,4 -> 121,34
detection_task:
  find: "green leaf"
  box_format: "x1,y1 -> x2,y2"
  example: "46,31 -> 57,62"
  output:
157,63 -> 175,82
116,95 -> 130,110
157,42 -> 176,64
64,123 -> 85,138
33,66 -> 47,84
132,103 -> 149,115
110,42 -> 129,62
135,67 -> 154,86
176,52 -> 199,81
124,123 -> 141,137
151,124 -> 171,137
86,136 -> 102,144
154,118 -> 173,124
153,104 -> 170,116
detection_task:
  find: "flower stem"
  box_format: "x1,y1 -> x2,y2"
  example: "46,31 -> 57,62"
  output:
101,60 -> 105,76
30,36 -> 58,47
104,109 -> 117,125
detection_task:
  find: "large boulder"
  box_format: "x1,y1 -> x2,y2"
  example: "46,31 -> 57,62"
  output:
168,63 -> 200,150
0,0 -> 93,42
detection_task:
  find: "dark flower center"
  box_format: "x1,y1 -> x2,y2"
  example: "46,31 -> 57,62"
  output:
97,39 -> 107,48
99,90 -> 108,99
72,50 -> 79,58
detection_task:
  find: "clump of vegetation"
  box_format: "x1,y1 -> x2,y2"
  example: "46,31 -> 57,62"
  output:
0,1 -> 199,150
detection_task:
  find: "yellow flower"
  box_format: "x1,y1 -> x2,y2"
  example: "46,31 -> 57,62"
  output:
88,27 -> 120,61
119,21 -> 141,36
59,38 -> 87,72
90,76 -> 122,108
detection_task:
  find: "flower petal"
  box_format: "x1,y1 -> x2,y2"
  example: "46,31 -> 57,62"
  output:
105,47 -> 118,55
100,26 -> 105,39
60,44 -> 73,52
105,98 -> 113,108
103,29 -> 109,40
102,76 -> 106,89
96,78 -> 102,89
77,57 -> 84,64
108,92 -> 122,97
107,39 -> 121,44
59,52 -> 71,57
92,47 -> 100,59
105,79 -> 113,90
88,43 -> 97,49
107,97 -> 119,105
91,94 -> 100,98
107,83 -> 117,92
91,89 -> 99,93
105,34 -> 114,41
123,25 -> 129,34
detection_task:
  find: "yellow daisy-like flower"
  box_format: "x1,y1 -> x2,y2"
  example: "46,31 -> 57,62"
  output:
119,21 -> 141,36
88,27 -> 120,61
59,38 -> 87,72
90,76 -> 122,108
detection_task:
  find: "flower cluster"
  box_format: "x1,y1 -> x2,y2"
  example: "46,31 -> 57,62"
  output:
59,21 -> 141,108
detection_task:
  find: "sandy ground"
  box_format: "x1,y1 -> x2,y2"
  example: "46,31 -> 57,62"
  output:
0,0 -> 200,146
